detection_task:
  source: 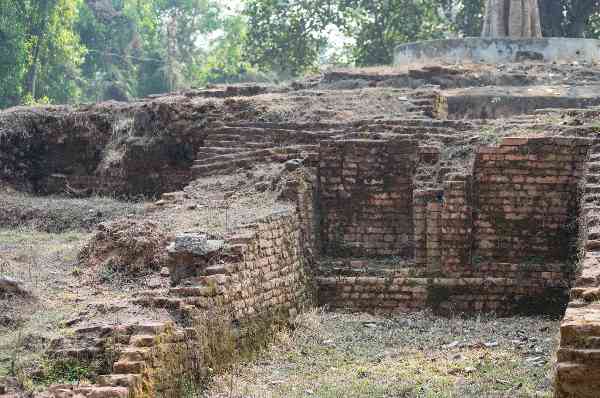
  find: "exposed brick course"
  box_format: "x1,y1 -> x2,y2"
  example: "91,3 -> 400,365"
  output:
319,138 -> 419,257
473,137 -> 589,263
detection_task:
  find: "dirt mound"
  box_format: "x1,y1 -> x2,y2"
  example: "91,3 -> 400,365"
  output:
78,219 -> 169,273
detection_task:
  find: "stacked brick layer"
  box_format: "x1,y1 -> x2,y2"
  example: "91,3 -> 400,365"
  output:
473,137 -> 588,263
556,141 -> 600,398
319,138 -> 420,257
318,262 -> 570,314
318,137 -> 591,315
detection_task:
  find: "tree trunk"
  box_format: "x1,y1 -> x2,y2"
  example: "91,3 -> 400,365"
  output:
565,0 -> 598,37
539,0 -> 564,37
482,0 -> 542,38
25,0 -> 52,101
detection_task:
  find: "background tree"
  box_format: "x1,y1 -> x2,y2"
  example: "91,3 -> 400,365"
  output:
540,0 -> 600,37
0,0 -> 28,108
338,0 -> 449,66
244,0 -> 337,77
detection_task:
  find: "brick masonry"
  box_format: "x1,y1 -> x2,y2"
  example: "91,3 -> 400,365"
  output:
317,137 -> 591,315
319,138 -> 419,257
555,139 -> 600,398
473,137 -> 588,263
40,135 -> 600,397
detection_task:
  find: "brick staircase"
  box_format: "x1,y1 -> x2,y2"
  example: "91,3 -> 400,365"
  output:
39,322 -> 190,398
190,118 -> 476,179
132,235 -> 252,318
556,141 -> 600,397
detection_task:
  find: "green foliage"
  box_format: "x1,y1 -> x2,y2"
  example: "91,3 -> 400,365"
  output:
339,0 -> 450,66
244,0 -> 337,78
0,0 -> 28,108
5,0 -> 600,106
39,358 -> 94,385
453,0 -> 486,36
198,15 -> 261,85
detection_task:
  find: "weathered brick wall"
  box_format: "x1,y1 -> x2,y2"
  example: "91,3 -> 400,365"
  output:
441,174 -> 473,272
555,140 -> 600,398
196,211 -> 314,321
473,137 -> 589,263
319,138 -> 419,257
318,270 -> 568,314
317,136 -> 591,315
413,189 -> 443,272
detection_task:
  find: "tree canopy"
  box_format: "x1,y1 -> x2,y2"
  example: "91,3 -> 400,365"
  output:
1,0 -> 600,109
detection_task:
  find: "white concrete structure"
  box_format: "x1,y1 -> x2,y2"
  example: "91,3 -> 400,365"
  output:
394,38 -> 600,66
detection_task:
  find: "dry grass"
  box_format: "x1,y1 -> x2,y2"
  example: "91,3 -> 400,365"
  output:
0,192 -> 145,233
0,228 -> 87,386
206,309 -> 558,398
0,225 -> 171,391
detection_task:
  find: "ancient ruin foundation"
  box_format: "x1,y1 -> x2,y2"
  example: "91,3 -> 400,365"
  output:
6,39 -> 600,398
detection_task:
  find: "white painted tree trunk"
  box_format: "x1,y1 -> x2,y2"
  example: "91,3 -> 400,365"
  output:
482,0 -> 542,38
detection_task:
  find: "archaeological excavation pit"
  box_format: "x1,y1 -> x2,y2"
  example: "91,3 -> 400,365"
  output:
5,40 -> 600,398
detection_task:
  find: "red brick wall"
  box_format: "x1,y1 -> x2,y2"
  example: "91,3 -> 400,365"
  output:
473,137 -> 589,263
319,138 -> 419,257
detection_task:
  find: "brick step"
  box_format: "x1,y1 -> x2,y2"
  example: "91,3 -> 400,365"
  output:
204,133 -> 245,141
130,335 -> 158,348
206,129 -> 333,146
582,205 -> 600,217
586,174 -> 600,184
113,360 -> 146,374
586,240 -> 600,252
211,126 -> 300,136
561,308 -> 600,348
169,286 -> 213,297
132,295 -> 184,309
585,185 -> 600,194
194,146 -> 317,166
194,149 -> 272,166
583,195 -> 600,205
588,230 -> 600,241
191,158 -> 258,177
131,322 -> 171,336
203,140 -> 273,148
557,348 -> 600,364
590,144 -> 600,154
97,373 -> 142,388
119,347 -> 152,362
196,146 -> 243,156
394,133 -> 465,145
389,126 -> 458,134
191,152 -> 317,178
556,362 -> 600,394
571,287 -> 600,301
587,162 -> 600,173
49,385 -> 130,398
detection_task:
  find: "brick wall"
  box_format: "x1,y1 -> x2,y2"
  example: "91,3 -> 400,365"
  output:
319,138 -> 419,257
186,211 -> 314,321
316,136 -> 591,315
317,270 -> 568,315
473,137 -> 588,263
555,139 -> 600,398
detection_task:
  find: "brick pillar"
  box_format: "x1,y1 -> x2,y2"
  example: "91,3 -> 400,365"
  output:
413,189 -> 443,271
413,192 -> 428,267
441,174 -> 473,273
427,201 -> 442,273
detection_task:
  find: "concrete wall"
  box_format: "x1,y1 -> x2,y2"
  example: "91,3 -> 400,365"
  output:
394,38 -> 600,66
